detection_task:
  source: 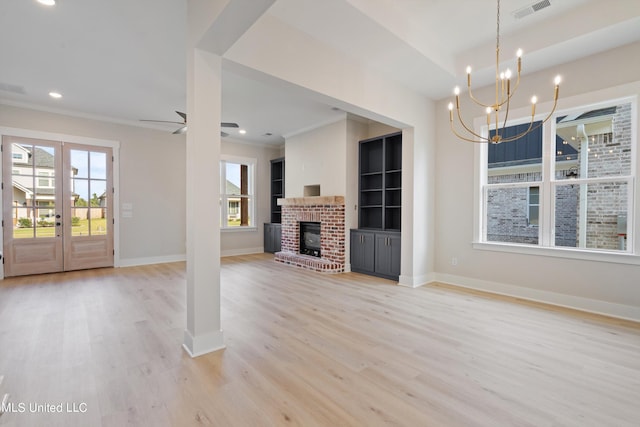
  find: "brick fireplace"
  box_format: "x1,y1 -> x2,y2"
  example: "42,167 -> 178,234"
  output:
274,196 -> 345,273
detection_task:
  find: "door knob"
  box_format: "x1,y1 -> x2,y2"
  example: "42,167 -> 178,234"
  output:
56,222 -> 61,226
55,214 -> 61,219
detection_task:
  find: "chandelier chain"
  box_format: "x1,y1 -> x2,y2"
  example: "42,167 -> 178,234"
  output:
496,0 -> 500,54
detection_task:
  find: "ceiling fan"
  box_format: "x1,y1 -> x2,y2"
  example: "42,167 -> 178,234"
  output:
140,111 -> 239,136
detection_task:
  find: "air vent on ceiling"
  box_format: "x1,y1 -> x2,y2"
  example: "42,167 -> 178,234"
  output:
0,82 -> 26,94
513,0 -> 551,19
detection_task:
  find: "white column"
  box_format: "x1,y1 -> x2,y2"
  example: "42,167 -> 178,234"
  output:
183,47 -> 224,357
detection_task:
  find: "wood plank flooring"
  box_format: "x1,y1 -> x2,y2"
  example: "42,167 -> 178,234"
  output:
0,253 -> 639,426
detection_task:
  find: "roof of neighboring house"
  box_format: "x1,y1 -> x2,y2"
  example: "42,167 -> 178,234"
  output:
22,146 -> 55,169
226,180 -> 241,195
557,106 -> 617,124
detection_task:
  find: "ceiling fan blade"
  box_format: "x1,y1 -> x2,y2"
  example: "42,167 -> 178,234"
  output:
173,126 -> 187,135
175,111 -> 187,121
221,122 -> 239,128
140,119 -> 184,124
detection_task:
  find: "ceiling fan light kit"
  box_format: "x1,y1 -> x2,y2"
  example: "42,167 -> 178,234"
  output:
448,0 -> 561,144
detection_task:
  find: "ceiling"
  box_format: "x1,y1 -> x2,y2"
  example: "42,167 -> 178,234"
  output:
1,0 -> 639,146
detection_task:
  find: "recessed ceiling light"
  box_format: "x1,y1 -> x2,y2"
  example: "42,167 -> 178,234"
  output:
37,0 -> 56,6
239,129 -> 247,134
49,91 -> 62,99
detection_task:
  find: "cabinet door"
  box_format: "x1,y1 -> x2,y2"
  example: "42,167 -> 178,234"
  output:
264,224 -> 274,253
350,231 -> 375,273
273,224 -> 282,252
265,223 -> 281,253
375,233 -> 401,279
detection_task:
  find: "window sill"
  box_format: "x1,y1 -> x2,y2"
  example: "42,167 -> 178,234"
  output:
472,241 -> 640,266
221,226 -> 258,233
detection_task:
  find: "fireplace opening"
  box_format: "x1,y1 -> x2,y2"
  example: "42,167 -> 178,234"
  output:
299,221 -> 321,257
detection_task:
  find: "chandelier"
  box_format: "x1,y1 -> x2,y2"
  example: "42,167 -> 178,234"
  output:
448,0 -> 561,144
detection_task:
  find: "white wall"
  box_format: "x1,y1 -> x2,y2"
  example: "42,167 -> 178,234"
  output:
434,41 -> 640,320
285,118 -> 348,198
0,104 -> 187,266
220,138 -> 281,256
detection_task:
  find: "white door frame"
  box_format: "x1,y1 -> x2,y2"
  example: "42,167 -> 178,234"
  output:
0,126 -> 121,279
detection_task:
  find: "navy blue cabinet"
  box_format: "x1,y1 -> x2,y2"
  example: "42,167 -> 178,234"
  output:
351,229 -> 400,281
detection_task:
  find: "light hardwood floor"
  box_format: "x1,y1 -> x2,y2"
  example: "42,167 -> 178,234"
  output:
0,254 -> 639,426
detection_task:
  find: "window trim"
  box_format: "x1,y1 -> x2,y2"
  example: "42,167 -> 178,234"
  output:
220,155 -> 257,231
473,87 -> 639,263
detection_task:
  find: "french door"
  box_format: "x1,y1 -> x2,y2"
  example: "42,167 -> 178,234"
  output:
2,136 -> 114,277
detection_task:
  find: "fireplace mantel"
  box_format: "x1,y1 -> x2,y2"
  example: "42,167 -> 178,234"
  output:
277,196 -> 344,206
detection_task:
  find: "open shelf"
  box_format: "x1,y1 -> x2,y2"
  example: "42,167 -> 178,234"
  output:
270,158 -> 285,223
358,132 -> 402,231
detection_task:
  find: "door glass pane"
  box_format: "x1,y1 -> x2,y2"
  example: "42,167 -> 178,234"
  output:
89,180 -> 107,206
36,208 -> 56,237
11,144 -> 33,238
555,181 -> 628,250
73,179 -> 90,204
71,208 -> 89,236
93,208 -> 108,235
34,146 -> 55,174
69,151 -> 108,237
11,143 -> 57,239
70,149 -> 88,179
90,151 -> 107,179
14,210 -> 35,239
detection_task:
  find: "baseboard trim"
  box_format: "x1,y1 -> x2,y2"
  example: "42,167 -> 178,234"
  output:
432,273 -> 640,322
118,254 -> 186,267
398,272 -> 434,288
183,329 -> 225,358
221,247 -> 264,257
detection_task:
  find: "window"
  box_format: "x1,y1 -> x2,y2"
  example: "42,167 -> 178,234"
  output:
37,171 -> 53,188
480,98 -> 635,254
220,156 -> 256,228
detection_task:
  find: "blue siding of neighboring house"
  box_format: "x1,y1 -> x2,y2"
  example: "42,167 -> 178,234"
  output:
488,122 -> 578,166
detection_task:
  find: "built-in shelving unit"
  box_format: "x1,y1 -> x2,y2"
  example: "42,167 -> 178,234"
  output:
358,132 -> 402,231
265,157 -> 285,254
270,157 -> 285,224
353,132 -> 402,280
